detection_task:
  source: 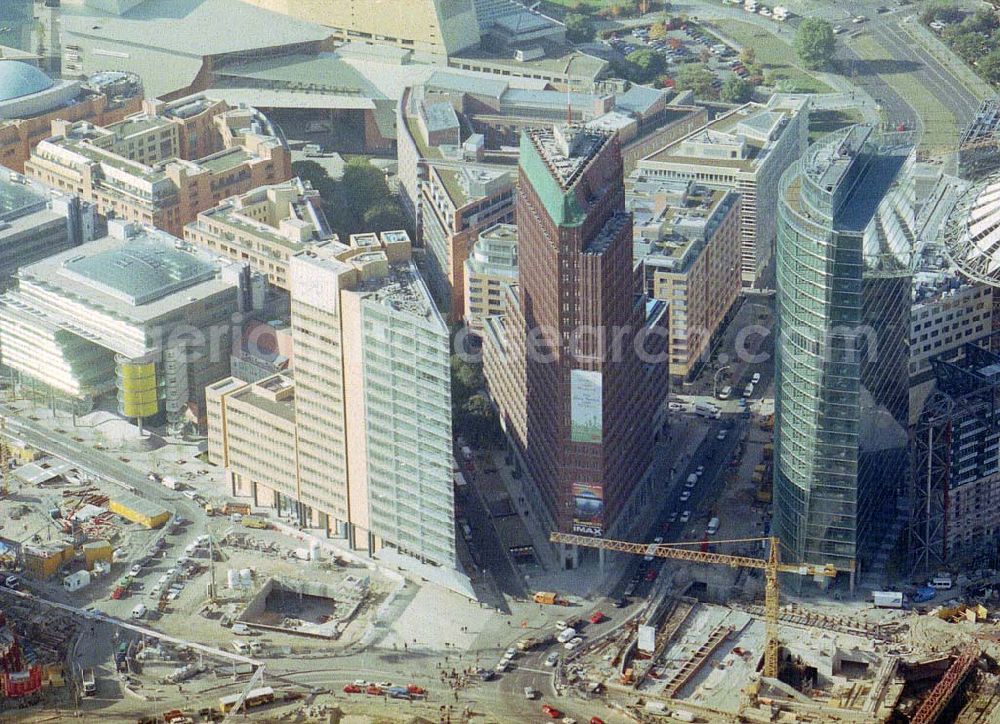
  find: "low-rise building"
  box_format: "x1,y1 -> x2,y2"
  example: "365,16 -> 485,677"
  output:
637,95 -> 809,289
0,170 -> 99,290
24,94 -> 292,238
464,223 -> 517,336
631,180 -> 741,380
184,177 -> 335,290
0,63 -> 143,172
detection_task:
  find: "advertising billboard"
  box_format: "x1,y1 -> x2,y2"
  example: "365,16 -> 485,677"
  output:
572,482 -> 603,536
570,369 -> 602,443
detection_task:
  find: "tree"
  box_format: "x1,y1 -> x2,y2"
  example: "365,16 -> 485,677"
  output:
462,394 -> 500,447
675,64 -> 715,97
648,21 -> 668,41
721,76 -> 753,103
950,31 -> 986,63
921,2 -> 965,27
564,13 -> 595,44
625,48 -> 667,84
698,46 -> 712,64
739,45 -> 756,67
794,18 -> 835,70
978,49 -> 1000,86
340,159 -> 391,216
362,202 -> 408,234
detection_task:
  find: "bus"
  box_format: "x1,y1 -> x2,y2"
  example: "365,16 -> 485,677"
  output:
219,686 -> 275,713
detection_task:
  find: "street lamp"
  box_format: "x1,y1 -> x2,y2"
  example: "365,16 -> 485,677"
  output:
713,365 -> 731,398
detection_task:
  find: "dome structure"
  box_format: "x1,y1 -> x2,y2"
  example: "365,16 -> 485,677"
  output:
944,174 -> 1000,284
0,61 -> 54,103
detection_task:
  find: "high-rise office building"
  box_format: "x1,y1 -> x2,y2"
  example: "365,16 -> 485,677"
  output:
774,126 -> 912,586
484,126 -> 669,561
207,231 -> 457,570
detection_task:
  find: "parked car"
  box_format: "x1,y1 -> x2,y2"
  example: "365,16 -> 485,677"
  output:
542,704 -> 563,719
680,510 -> 691,523
343,684 -> 362,694
679,490 -> 691,502
544,652 -> 560,667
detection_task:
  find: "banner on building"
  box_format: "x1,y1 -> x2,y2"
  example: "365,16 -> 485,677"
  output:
572,482 -> 604,536
570,369 -> 602,443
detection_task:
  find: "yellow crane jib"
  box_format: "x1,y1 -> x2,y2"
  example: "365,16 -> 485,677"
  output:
549,531 -> 836,678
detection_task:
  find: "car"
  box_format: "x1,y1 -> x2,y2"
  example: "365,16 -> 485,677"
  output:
166,568 -> 177,577
645,568 -> 658,582
542,704 -> 563,719
505,647 -> 517,658
352,679 -> 368,687
589,611 -> 606,624
375,681 -> 393,688
525,686 -> 539,699
167,591 -> 179,601
562,718 -> 577,724
343,684 -> 362,694
717,430 -> 728,441
555,620 -> 567,630
833,25 -> 846,34
668,401 -> 683,412
544,652 -> 560,667
680,510 -> 691,523
590,718 -> 606,724
495,660 -> 510,672
668,512 -> 678,523
564,637 -> 584,651
129,564 -> 142,577
365,684 -> 383,695
718,385 -> 732,400
696,465 -> 704,477
679,490 -> 691,502
751,372 -> 761,385
149,586 -> 161,598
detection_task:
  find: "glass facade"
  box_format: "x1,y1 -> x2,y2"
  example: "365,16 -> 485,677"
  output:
775,126 -> 910,578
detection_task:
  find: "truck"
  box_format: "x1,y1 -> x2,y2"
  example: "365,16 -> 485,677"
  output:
161,476 -> 181,491
241,516 -> 270,530
516,636 -> 541,651
82,668 -> 96,696
773,5 -> 790,20
872,591 -> 904,609
223,502 -> 251,516
533,591 -> 567,605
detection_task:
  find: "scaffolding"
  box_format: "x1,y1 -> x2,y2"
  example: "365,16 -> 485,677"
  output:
909,342 -> 1000,576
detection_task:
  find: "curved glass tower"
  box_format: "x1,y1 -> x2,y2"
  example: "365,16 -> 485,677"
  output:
774,125 -> 911,585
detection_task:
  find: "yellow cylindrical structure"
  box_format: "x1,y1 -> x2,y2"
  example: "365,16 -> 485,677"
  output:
117,359 -> 158,419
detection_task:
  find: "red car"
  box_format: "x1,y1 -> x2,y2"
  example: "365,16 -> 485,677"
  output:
645,568 -> 658,582
365,684 -> 383,696
406,684 -> 426,696
342,684 -> 361,694
590,718 -> 606,724
542,704 -> 562,719
588,611 -> 606,625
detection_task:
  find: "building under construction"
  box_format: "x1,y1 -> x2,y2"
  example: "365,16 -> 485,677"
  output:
909,340 -> 1000,575
958,98 -> 1000,181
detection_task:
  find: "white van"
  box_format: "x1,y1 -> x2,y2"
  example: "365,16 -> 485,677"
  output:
556,627 -> 577,644
929,574 -> 953,590
706,517 -> 720,535
718,386 -> 732,400
685,474 -> 698,489
131,603 -> 147,619
231,623 -> 251,636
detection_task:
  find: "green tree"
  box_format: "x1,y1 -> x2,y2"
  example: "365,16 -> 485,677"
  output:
625,48 -> 667,84
950,31 -> 986,63
362,202 -> 408,234
721,75 -> 753,103
341,159 -> 390,216
739,45 -> 756,67
648,21 -> 668,41
921,2 -> 966,26
794,18 -> 835,70
462,394 -> 499,447
978,49 -> 1000,86
675,64 -> 715,97
564,13 -> 595,44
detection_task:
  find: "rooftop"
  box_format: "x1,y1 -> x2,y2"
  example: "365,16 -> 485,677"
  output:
61,238 -> 217,306
60,0 -> 331,59
526,124 -> 608,189
450,42 -> 608,81
0,173 -> 48,221
642,97 -> 805,171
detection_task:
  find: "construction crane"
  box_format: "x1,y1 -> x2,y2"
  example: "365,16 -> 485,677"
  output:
549,532 -> 836,678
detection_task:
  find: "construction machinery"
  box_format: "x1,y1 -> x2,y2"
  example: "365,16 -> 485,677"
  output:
549,532 -> 836,678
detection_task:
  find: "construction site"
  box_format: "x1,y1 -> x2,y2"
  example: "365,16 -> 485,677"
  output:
547,529 -> 1000,724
